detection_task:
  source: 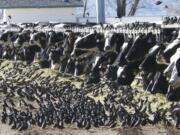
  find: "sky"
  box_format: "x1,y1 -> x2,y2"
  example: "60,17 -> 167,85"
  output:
76,0 -> 180,17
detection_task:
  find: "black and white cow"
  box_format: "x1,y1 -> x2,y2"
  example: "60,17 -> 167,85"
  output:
85,32 -> 124,83
30,31 -> 47,49
104,31 -> 124,53
126,32 -> 156,63
47,31 -> 66,47
14,30 -> 31,47
139,45 -> 167,90
87,32 -> 127,83
146,72 -> 168,94
48,48 -> 64,70
168,57 -> 180,89
167,86 -> 180,101
156,37 -> 180,65
140,45 -> 164,72
62,31 -> 76,56
71,31 -> 105,57
59,31 -> 79,73
24,44 -> 41,64
13,30 -> 31,61
116,61 -> 141,86
0,31 -> 18,45
105,37 -> 133,81
64,31 -> 104,76
164,48 -> 180,77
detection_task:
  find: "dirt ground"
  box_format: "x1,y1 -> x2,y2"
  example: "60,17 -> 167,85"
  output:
1,123 -> 180,135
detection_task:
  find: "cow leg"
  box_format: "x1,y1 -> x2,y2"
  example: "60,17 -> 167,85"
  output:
167,87 -> 180,101
59,57 -> 68,73
141,72 -> 155,91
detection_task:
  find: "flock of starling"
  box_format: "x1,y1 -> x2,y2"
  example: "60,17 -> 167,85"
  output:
0,61 -> 180,131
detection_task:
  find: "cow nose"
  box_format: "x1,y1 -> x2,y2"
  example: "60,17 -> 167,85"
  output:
105,46 -> 111,51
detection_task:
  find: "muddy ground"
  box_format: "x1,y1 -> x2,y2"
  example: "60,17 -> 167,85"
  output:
1,121 -> 180,135
0,60 -> 180,135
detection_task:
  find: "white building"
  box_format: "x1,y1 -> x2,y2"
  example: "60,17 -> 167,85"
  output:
0,0 -> 83,23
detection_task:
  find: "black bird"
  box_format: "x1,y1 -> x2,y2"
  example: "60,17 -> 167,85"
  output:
155,1 -> 162,5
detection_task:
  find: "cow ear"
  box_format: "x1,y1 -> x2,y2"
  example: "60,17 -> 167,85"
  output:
176,58 -> 180,76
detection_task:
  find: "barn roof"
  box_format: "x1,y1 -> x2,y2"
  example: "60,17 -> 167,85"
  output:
0,0 -> 84,8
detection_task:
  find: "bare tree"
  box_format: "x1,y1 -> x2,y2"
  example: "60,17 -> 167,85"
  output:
117,0 -> 126,17
117,0 -> 140,17
83,0 -> 88,17
128,0 -> 140,16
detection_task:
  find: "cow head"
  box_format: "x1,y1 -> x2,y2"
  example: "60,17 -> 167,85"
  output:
30,32 -> 47,49
126,33 -> 156,63
47,31 -> 65,46
104,32 -> 124,53
117,65 -> 136,86
14,31 -> 31,46
139,45 -> 161,72
167,86 -> 180,101
71,31 -> 104,57
164,48 -> 180,78
64,58 -> 75,74
157,38 -> 180,65
74,58 -> 86,76
0,31 -> 18,44
105,65 -> 118,81
63,32 -> 76,56
146,72 -> 168,94
169,58 -> 180,89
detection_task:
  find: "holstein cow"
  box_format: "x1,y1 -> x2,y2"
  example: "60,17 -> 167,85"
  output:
40,31 -> 67,69
117,61 -> 141,86
14,30 -> 31,61
86,31 -> 124,84
66,31 -> 104,77
23,44 -> 41,64
146,72 -> 168,94
0,31 -> 18,45
139,45 -> 167,72
162,48 -> 180,101
86,51 -> 117,84
91,32 -> 125,78
168,57 -> 180,89
14,30 -> 31,47
0,31 -> 18,60
59,31 -> 79,73
71,31 -> 104,57
48,48 -> 63,70
105,37 -> 132,81
157,32 -> 180,65
116,33 -> 156,86
20,31 -> 47,64
104,31 -> 124,53
139,45 -> 167,90
164,48 -> 180,79
30,31 -> 47,49
126,32 -> 156,63
47,31 -> 66,47
167,86 -> 180,102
